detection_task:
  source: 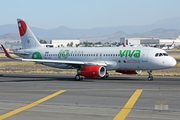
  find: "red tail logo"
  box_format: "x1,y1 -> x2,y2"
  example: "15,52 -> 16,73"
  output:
18,20 -> 27,36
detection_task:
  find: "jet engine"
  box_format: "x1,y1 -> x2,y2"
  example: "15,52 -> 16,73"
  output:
116,70 -> 142,74
78,66 -> 106,78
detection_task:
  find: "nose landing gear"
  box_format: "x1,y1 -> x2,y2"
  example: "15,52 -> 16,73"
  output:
147,70 -> 153,81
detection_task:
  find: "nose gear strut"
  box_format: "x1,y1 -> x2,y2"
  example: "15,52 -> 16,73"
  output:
147,70 -> 153,81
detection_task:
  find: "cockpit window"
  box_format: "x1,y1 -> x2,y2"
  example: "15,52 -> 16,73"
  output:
155,53 -> 159,57
159,53 -> 163,56
163,53 -> 168,56
155,53 -> 169,57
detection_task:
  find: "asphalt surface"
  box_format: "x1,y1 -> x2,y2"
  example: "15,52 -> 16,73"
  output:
0,74 -> 180,120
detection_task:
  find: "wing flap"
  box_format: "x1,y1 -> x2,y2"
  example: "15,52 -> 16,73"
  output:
22,59 -> 85,65
22,59 -> 107,66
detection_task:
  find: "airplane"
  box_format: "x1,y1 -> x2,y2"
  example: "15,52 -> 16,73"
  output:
161,41 -> 175,50
1,19 -> 177,81
120,42 -> 142,47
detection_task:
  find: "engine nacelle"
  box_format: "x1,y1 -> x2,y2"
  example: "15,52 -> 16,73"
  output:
78,66 -> 106,78
116,70 -> 142,74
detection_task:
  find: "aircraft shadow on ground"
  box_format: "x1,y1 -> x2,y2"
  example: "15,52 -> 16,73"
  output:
0,74 -> 147,82
0,74 -> 76,82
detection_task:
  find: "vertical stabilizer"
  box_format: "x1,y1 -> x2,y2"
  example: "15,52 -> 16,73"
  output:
17,19 -> 42,49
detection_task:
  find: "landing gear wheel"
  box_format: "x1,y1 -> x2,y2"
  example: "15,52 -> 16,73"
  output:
147,70 -> 153,81
80,76 -> 84,81
75,75 -> 80,81
75,75 -> 84,81
147,76 -> 153,81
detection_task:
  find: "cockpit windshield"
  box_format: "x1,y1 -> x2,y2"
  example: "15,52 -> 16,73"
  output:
163,53 -> 168,56
155,53 -> 168,57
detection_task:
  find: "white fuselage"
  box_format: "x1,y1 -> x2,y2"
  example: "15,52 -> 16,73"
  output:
15,46 -> 176,71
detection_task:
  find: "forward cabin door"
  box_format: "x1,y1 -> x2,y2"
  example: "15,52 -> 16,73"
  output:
142,49 -> 149,62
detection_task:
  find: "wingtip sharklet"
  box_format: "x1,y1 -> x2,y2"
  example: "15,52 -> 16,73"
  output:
1,44 -> 22,61
1,44 -> 11,58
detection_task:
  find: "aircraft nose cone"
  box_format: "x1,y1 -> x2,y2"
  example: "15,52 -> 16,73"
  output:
169,57 -> 177,67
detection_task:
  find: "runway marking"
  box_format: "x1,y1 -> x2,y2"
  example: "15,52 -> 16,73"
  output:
0,90 -> 66,120
113,89 -> 143,120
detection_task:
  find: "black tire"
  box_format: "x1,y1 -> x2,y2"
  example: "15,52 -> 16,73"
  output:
75,75 -> 80,81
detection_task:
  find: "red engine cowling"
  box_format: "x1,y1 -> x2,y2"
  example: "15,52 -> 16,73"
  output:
78,66 -> 106,78
116,70 -> 142,74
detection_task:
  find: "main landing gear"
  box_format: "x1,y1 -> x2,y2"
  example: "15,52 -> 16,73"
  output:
147,70 -> 153,81
75,72 -> 109,81
75,75 -> 84,81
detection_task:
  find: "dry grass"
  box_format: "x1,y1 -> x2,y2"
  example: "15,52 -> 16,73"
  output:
171,55 -> 180,59
0,61 -> 77,74
0,52 -> 18,57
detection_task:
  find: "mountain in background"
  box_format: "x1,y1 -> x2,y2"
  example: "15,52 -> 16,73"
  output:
130,28 -> 180,38
1,16 -> 180,42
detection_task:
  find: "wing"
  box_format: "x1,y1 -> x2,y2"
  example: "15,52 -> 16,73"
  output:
1,44 -> 107,66
22,59 -> 84,65
22,59 -> 107,66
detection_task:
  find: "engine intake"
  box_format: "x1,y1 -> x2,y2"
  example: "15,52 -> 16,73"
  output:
78,66 -> 106,78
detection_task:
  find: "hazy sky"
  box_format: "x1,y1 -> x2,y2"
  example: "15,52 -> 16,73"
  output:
0,0 -> 180,29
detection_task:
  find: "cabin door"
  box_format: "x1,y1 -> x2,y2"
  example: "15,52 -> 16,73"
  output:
142,50 -> 149,62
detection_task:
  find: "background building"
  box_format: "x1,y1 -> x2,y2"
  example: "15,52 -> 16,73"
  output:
120,37 -> 180,47
50,39 -> 80,47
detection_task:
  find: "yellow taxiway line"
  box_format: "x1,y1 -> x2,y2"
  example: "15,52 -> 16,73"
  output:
0,90 -> 66,120
113,89 -> 143,120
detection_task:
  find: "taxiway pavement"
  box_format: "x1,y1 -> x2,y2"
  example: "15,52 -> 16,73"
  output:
0,74 -> 180,120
